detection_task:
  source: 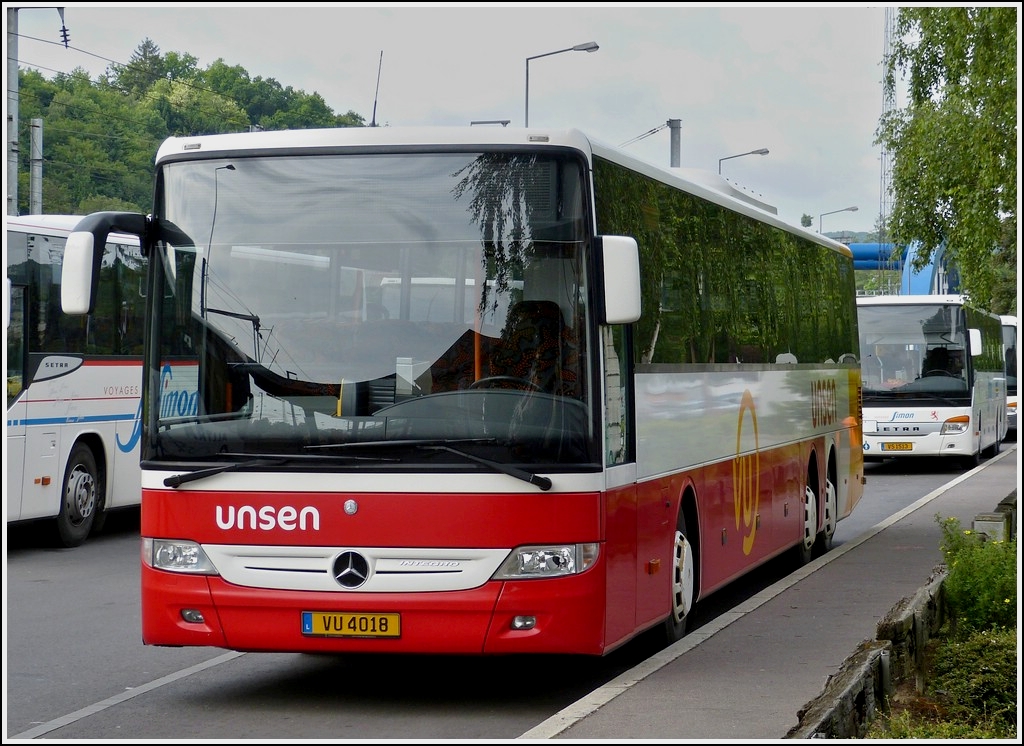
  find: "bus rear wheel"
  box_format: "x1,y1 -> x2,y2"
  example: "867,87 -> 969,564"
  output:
57,443 -> 101,547
812,475 -> 838,559
793,483 -> 817,567
662,511 -> 696,645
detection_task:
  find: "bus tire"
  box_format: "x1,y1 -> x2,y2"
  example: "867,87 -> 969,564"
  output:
983,436 -> 1001,458
812,474 -> 837,559
56,443 -> 101,547
662,510 -> 696,645
793,483 -> 817,567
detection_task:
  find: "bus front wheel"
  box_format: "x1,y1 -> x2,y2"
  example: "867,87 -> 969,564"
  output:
57,443 -> 102,547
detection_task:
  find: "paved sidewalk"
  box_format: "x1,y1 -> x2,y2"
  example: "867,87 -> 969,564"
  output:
520,446 -> 1018,740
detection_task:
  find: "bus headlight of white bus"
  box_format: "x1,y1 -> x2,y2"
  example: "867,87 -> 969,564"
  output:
492,543 -> 599,579
940,415 -> 971,435
142,538 -> 219,574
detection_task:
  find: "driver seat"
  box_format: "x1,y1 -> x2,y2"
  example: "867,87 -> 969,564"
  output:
922,347 -> 952,377
488,300 -> 576,395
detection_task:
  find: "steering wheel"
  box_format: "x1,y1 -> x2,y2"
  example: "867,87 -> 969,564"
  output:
468,376 -> 542,392
923,369 -> 955,377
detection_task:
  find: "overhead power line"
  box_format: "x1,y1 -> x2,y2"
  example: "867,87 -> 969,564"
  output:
620,122 -> 668,148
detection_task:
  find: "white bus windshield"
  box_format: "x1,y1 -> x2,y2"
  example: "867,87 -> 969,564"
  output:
858,303 -> 971,398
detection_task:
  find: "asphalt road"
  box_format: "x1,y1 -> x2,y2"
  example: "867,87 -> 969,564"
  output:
4,448 -> 999,740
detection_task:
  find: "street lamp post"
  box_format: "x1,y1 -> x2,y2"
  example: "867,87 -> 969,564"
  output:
525,41 -> 599,127
718,148 -> 769,175
819,206 -> 858,233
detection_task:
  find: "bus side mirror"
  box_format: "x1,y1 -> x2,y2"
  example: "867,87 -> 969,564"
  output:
969,328 -> 982,356
61,211 -> 149,315
61,231 -> 97,315
597,235 -> 641,324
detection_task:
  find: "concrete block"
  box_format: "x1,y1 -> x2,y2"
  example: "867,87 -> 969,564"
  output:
973,512 -> 1011,542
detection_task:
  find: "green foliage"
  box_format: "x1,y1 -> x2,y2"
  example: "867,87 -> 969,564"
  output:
16,38 -> 367,216
931,627 -> 1017,733
855,269 -> 901,297
78,195 -> 145,214
877,7 -> 1017,312
867,709 -> 1010,739
937,515 -> 1017,636
868,514 -> 1018,739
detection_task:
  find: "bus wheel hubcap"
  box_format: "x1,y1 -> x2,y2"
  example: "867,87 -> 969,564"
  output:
672,531 -> 695,621
66,467 -> 96,522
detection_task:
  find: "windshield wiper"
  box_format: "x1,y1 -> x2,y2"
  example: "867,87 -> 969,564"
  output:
907,392 -> 964,407
306,438 -> 552,491
419,443 -> 552,491
164,457 -> 288,488
305,437 -> 497,452
163,452 -> 399,488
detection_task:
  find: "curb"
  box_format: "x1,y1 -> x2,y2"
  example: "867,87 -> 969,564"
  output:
785,490 -> 1016,739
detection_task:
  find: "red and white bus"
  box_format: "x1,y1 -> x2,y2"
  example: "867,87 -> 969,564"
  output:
6,214 -> 151,546
62,127 -> 864,656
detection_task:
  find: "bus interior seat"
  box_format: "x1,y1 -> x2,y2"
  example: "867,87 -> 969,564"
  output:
922,346 -> 958,377
489,300 -> 577,395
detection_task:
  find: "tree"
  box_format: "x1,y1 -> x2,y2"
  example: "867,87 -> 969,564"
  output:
876,7 -> 1017,313
800,214 -> 812,228
19,37 -> 369,215
110,38 -> 166,97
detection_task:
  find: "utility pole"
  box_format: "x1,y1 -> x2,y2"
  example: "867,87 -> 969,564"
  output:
7,6 -> 19,215
668,119 -> 681,167
878,7 -> 896,292
30,118 -> 42,213
6,6 -> 68,215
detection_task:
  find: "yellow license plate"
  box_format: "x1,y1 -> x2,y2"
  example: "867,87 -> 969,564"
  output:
302,611 -> 401,638
881,442 -> 913,451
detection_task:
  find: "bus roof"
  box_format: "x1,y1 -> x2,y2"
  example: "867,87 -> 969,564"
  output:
7,214 -> 140,244
7,214 -> 88,233
857,294 -> 1004,321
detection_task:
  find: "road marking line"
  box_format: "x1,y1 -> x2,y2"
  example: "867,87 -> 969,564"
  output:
11,652 -> 243,739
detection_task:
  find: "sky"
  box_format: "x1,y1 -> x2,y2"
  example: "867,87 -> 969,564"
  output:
6,2 -> 908,235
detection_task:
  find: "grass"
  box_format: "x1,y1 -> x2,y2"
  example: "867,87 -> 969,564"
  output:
865,515 -> 1018,739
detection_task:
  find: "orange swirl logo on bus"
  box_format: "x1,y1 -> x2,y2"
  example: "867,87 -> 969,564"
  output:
733,389 -> 760,555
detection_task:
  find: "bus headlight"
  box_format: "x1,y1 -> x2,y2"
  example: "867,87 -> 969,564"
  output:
492,543 -> 599,579
940,415 -> 970,435
142,538 -> 219,574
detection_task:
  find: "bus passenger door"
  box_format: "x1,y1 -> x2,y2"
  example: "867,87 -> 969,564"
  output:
604,472 -> 638,646
6,282 -> 28,521
601,326 -> 640,645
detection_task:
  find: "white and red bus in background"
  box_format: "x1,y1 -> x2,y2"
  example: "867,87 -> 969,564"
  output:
1001,315 -> 1017,436
857,294 -> 1007,468
62,127 -> 864,656
6,214 -> 153,546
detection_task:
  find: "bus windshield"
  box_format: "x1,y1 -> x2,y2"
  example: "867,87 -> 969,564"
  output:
146,151 -> 596,468
858,302 -> 971,400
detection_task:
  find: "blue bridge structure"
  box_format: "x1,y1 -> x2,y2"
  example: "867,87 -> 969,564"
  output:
849,240 -> 959,294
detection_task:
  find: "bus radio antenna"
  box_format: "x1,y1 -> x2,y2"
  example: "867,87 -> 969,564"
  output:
370,51 -> 383,127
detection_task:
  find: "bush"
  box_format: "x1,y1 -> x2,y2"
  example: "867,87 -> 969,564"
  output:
937,515 -> 1017,636
866,514 -> 1018,739
931,626 -> 1017,732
